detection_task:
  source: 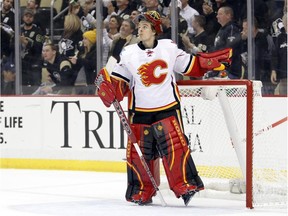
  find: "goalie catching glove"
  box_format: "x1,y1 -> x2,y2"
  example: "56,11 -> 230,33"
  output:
188,48 -> 232,77
197,48 -> 232,71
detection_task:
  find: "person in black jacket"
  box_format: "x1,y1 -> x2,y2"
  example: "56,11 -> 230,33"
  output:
23,0 -> 47,35
241,17 -> 275,94
181,15 -> 213,54
1,0 -> 15,59
271,13 -> 287,95
20,8 -> 44,94
58,13 -> 83,58
69,29 -> 97,94
212,6 -> 242,79
33,42 -> 76,95
1,57 -> 15,95
202,0 -> 221,44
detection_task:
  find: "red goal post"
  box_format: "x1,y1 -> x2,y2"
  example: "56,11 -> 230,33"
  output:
176,79 -> 287,209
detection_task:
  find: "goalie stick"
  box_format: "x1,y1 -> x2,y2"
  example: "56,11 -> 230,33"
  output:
254,116 -> 287,136
241,116 -> 288,142
95,57 -> 167,207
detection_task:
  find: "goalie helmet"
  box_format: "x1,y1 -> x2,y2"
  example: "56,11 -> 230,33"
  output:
137,11 -> 163,35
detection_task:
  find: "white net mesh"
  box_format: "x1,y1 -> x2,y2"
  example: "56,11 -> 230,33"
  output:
160,80 -> 287,207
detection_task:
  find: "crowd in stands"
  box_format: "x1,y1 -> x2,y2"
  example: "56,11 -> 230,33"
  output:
1,0 -> 287,95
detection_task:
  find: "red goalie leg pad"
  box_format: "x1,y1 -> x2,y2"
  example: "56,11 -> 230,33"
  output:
152,116 -> 204,198
125,124 -> 160,204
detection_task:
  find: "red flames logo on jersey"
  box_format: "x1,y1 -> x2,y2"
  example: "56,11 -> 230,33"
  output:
137,60 -> 168,87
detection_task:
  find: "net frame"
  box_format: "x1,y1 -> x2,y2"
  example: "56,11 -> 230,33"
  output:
177,79 -> 257,209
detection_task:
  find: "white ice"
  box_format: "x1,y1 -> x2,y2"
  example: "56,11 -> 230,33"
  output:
0,169 -> 287,216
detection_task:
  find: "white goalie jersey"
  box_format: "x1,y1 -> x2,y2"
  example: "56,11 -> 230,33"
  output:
111,39 -> 195,112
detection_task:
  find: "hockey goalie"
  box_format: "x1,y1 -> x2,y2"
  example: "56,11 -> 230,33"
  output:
96,11 -> 232,206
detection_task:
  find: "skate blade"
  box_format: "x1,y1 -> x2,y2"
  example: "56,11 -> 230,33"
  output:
132,199 -> 153,206
183,191 -> 196,206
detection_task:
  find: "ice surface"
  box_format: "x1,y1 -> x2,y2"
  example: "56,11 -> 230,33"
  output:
0,169 -> 287,216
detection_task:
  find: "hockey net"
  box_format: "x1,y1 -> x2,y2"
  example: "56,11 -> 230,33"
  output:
161,79 -> 287,208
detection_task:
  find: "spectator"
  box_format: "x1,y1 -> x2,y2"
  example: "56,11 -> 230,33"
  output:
141,0 -> 163,15
181,15 -> 212,54
34,42 -> 76,95
158,15 -> 171,38
269,1 -> 286,40
241,17 -> 275,94
81,0 -> 96,31
189,0 -> 204,14
20,9 -> 44,94
202,0 -> 221,44
213,6 -> 242,79
214,0 -> 230,11
58,13 -> 83,58
68,0 -> 83,16
70,29 -> 97,94
1,0 -> 15,59
109,18 -> 138,62
107,14 -> 123,40
53,0 -> 82,29
103,27 -> 114,66
1,57 -> 15,95
130,9 -> 140,21
213,0 -> 241,22
104,0 -> 133,25
130,9 -> 140,35
24,0 -> 47,34
115,0 -> 133,19
82,0 -> 108,31
159,14 -> 188,50
103,0 -> 118,28
102,15 -> 124,66
271,13 -> 287,95
82,0 -> 96,16
179,0 -> 199,35
239,0 -> 269,32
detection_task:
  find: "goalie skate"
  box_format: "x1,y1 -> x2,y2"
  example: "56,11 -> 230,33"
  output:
182,190 -> 197,206
132,198 -> 153,206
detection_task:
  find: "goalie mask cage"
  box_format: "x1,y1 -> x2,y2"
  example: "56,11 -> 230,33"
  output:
174,79 -> 287,209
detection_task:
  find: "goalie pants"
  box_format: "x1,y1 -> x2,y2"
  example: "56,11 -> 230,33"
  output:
125,108 -> 204,203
